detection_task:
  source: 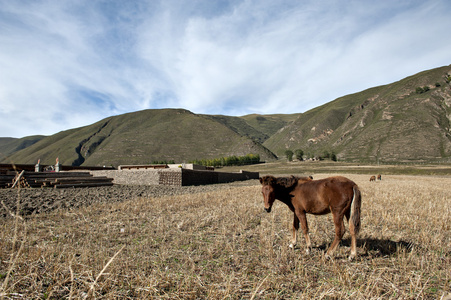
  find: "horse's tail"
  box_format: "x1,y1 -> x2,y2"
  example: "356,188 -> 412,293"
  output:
349,185 -> 361,236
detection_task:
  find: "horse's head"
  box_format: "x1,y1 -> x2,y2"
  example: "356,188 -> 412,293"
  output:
259,176 -> 277,213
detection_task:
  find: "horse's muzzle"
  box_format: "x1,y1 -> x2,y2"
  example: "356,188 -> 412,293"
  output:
264,207 -> 271,213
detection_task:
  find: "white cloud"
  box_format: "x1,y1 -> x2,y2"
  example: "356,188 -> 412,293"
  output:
0,0 -> 450,137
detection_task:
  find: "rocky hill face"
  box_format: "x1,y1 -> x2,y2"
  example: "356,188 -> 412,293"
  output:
2,64 -> 451,165
264,65 -> 451,162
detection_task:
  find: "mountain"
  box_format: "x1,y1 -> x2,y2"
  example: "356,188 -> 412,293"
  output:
264,64 -> 451,162
0,136 -> 45,161
2,64 -> 451,165
204,113 -> 301,144
2,109 -> 278,166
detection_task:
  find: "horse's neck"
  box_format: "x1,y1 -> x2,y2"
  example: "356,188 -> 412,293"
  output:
276,185 -> 294,207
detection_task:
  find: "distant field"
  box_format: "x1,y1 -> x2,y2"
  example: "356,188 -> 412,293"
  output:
0,173 -> 449,299
221,160 -> 451,177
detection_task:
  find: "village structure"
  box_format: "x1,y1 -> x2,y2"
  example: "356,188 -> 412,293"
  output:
0,162 -> 259,189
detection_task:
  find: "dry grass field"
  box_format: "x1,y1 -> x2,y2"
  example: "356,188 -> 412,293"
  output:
1,174 -> 450,299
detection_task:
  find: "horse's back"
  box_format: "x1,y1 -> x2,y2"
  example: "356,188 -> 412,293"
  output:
293,176 -> 357,213
319,176 -> 357,198
303,176 -> 356,190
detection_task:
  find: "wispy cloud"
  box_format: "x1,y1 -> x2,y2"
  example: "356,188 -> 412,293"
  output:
1,0 -> 450,137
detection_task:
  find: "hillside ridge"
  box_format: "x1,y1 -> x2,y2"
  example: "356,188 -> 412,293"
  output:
2,64 -> 451,165
264,64 -> 451,162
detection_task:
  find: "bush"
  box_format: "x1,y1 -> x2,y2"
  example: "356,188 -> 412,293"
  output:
285,150 -> 294,162
331,152 -> 337,161
294,149 -> 304,161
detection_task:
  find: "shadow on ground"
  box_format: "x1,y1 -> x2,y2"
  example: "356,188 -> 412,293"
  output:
303,238 -> 416,259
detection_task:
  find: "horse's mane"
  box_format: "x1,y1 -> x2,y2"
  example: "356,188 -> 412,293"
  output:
260,175 -> 313,190
276,176 -> 298,188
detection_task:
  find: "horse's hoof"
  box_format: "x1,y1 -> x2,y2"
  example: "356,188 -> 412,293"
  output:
348,254 -> 356,261
305,248 -> 311,255
289,243 -> 295,249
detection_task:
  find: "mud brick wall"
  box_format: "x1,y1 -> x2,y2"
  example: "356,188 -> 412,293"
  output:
91,170 -> 160,185
91,169 -> 258,186
217,170 -> 259,183
181,169 -> 218,186
181,169 -> 259,186
158,169 -> 182,185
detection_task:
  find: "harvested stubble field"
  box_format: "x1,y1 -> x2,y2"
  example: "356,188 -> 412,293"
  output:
0,174 -> 450,299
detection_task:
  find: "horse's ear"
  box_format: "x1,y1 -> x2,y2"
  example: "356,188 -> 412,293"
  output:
287,175 -> 298,188
309,175 -> 313,180
259,177 -> 263,184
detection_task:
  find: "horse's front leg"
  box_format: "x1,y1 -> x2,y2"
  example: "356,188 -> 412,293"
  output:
289,213 -> 299,248
297,211 -> 311,254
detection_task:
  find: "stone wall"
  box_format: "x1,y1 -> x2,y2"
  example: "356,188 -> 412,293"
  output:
91,169 -> 161,185
158,169 -> 182,185
91,168 -> 258,186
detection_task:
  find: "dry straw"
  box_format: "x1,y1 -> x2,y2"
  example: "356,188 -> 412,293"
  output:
0,174 -> 450,299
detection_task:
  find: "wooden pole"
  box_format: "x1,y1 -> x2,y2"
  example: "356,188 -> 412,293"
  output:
11,170 -> 25,188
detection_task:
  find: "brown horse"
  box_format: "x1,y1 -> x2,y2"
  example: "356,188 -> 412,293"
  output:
370,175 -> 376,181
259,175 -> 361,260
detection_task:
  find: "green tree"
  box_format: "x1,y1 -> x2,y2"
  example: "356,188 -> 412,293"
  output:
285,150 -> 294,161
331,152 -> 337,161
294,149 -> 304,161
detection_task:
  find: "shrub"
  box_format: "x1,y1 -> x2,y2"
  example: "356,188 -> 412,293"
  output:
294,149 -> 304,161
331,152 -> 337,161
285,150 -> 294,162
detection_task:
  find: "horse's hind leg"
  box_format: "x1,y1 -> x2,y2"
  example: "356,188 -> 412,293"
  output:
344,210 -> 357,260
290,213 -> 299,248
348,216 -> 357,260
326,213 -> 345,258
297,211 -> 311,254
348,228 -> 357,260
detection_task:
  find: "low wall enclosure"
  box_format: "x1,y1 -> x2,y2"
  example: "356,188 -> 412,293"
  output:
1,163 -> 259,187
92,165 -> 259,186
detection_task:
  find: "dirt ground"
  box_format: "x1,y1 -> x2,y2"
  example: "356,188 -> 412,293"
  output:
0,180 -> 259,218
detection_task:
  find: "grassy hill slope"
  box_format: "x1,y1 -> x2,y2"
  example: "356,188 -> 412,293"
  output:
3,65 -> 451,165
264,64 -> 451,162
3,109 -> 277,166
204,113 -> 300,144
240,113 -> 301,141
0,136 -> 45,161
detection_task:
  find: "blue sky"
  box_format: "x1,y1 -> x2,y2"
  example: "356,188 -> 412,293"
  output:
1,0 -> 451,138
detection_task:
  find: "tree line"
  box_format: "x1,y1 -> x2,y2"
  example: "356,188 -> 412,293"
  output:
190,154 -> 261,167
284,149 -> 337,162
